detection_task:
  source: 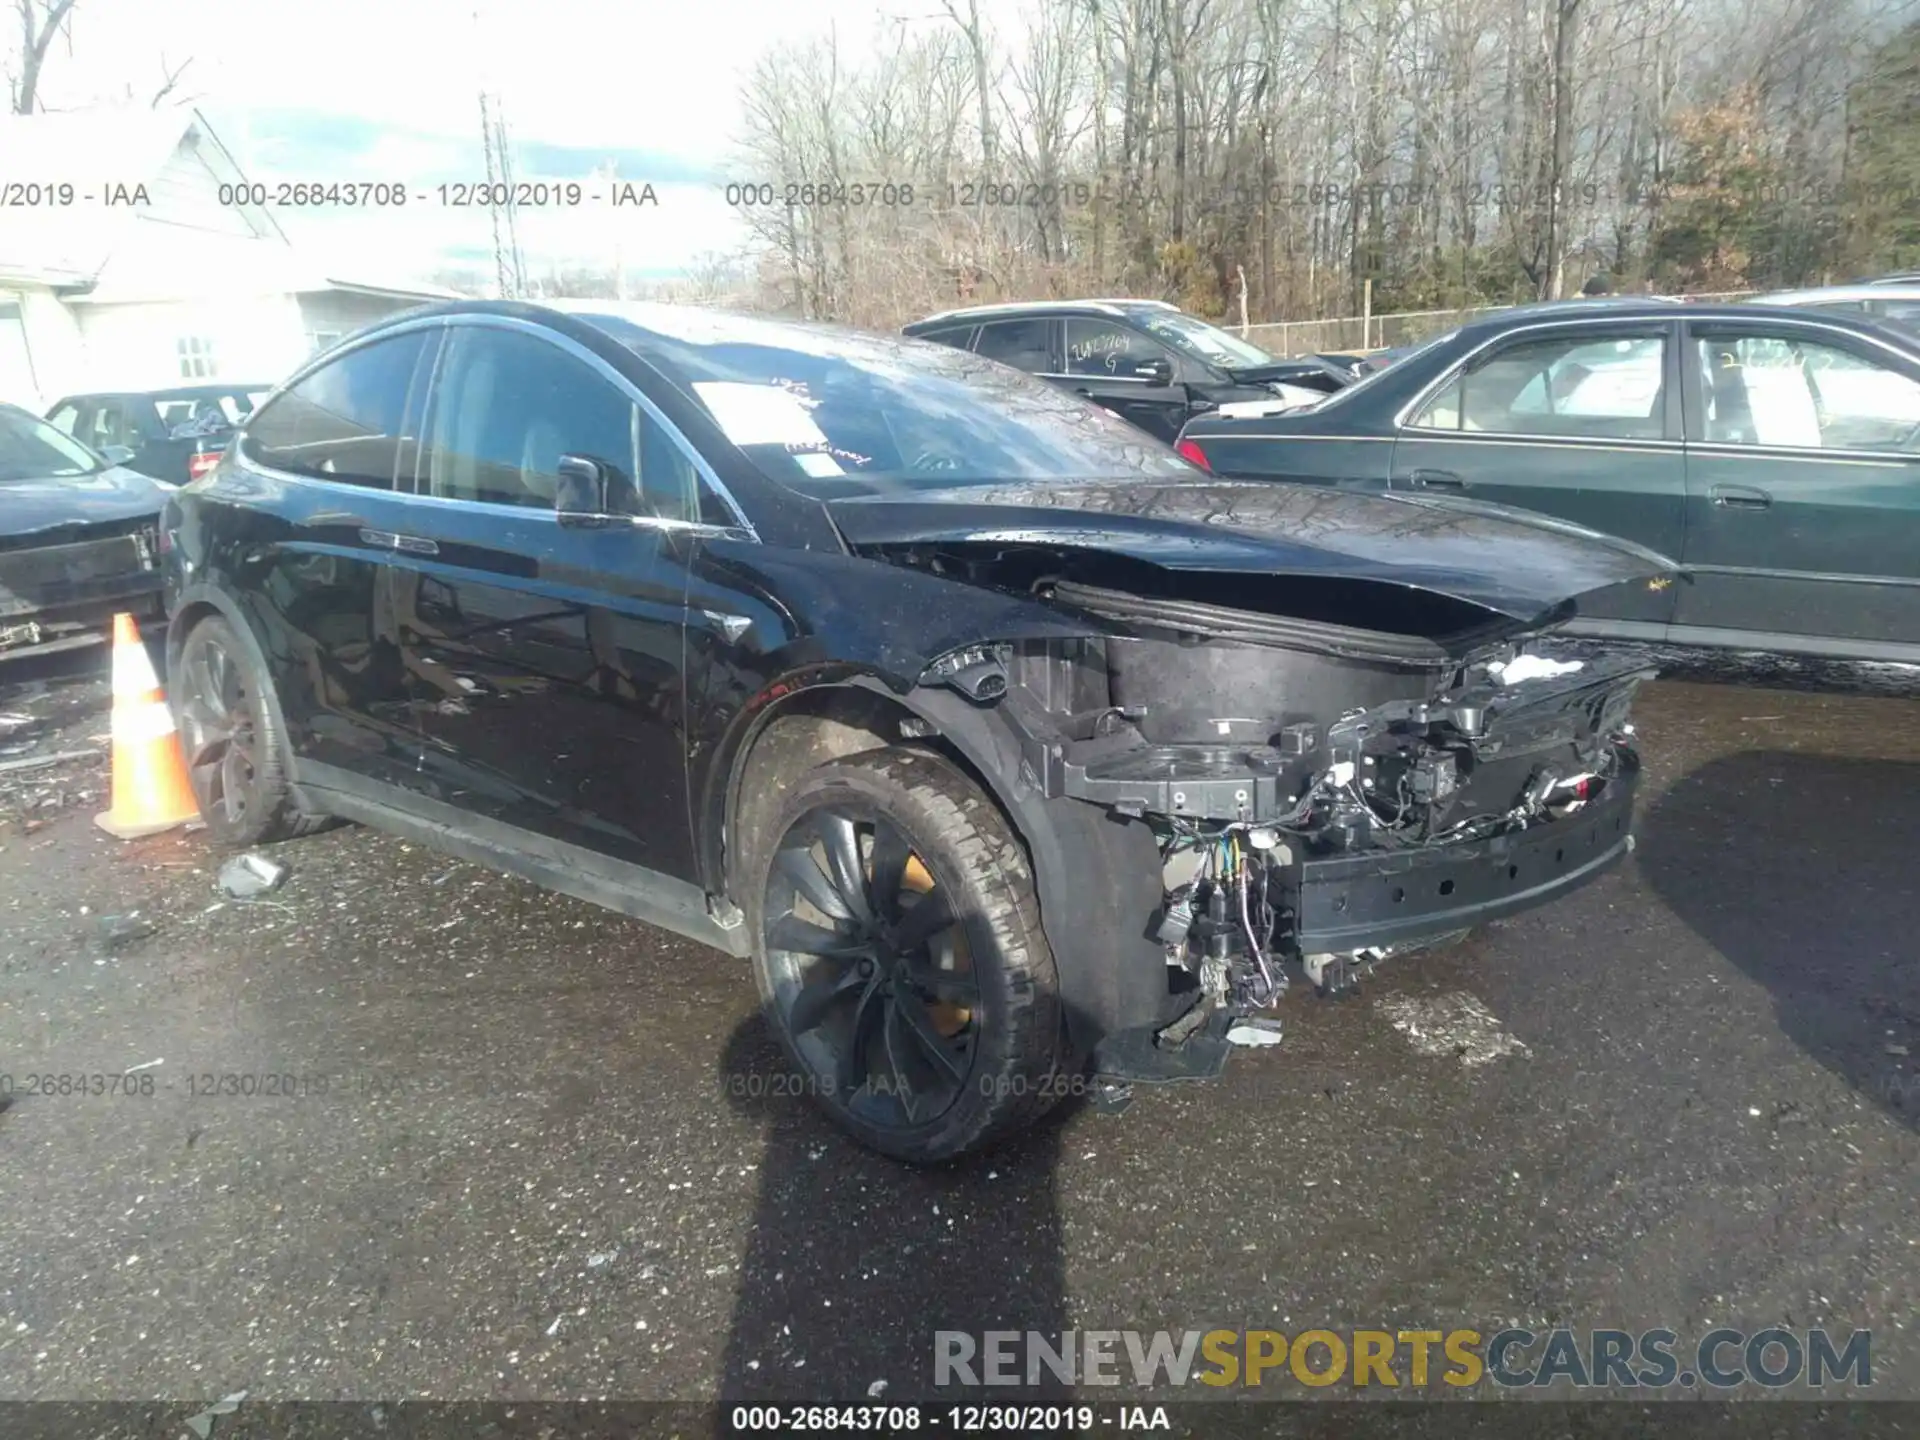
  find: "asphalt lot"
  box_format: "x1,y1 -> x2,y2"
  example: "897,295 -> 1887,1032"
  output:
1,644 -> 1917,1407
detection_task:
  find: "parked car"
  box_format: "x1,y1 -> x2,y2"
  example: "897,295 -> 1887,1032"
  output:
0,402 -> 167,659
901,299 -> 1353,442
162,300 -> 1673,1160
1176,300 -> 1920,664
45,384 -> 271,487
1751,283 -> 1920,332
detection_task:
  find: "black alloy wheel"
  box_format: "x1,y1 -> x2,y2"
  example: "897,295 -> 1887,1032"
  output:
748,748 -> 1065,1162
171,614 -> 328,847
763,805 -> 980,1128
176,625 -> 262,832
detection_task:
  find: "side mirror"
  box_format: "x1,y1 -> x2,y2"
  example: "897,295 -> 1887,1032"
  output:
555,454 -> 610,526
100,444 -> 136,466
1133,357 -> 1175,386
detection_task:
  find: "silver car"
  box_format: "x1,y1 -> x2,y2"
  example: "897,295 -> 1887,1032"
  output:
1752,283 -> 1920,331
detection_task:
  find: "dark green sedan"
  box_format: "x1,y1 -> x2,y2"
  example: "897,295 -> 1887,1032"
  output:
1176,300 -> 1920,663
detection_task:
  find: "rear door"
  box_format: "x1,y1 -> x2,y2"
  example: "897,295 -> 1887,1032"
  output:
1058,315 -> 1193,442
1677,317 -> 1920,657
225,326 -> 437,787
1389,319 -> 1685,631
392,317 -> 703,881
972,316 -> 1058,378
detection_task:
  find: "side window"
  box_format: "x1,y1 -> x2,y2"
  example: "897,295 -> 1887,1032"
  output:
1695,332 -> 1920,452
1064,319 -> 1167,379
47,403 -> 80,435
242,330 -> 428,489
422,327 -> 708,522
1410,332 -> 1666,440
912,324 -> 977,353
86,403 -> 134,451
974,318 -> 1053,372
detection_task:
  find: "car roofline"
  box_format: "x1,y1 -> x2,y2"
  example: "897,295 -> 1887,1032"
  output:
909,298 -> 1182,326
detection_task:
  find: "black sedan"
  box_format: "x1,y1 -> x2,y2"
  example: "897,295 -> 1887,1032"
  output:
1177,301 -> 1920,664
903,299 -> 1351,442
162,300 -> 1671,1160
0,403 -> 167,659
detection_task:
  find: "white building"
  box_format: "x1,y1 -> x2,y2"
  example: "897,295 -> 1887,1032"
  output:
0,107 -> 460,412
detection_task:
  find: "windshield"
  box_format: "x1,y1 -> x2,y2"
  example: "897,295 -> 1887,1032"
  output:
586,308 -> 1198,491
1134,310 -> 1278,368
0,405 -> 103,482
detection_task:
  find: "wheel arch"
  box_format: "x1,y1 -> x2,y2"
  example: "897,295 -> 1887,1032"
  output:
714,674 -> 1172,1053
165,583 -> 303,781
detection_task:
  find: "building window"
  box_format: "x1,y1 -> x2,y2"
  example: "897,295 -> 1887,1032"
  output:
177,336 -> 218,379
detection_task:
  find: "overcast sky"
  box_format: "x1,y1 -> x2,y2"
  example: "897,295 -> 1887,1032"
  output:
17,0 -> 995,284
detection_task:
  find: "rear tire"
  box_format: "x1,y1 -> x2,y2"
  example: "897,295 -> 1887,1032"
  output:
745,746 -> 1064,1163
171,614 -> 330,848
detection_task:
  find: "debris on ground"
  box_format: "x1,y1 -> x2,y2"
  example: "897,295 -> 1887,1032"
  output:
217,853 -> 289,898
0,674 -> 111,830
1378,992 -> 1531,1065
1226,1018 -> 1284,1047
97,912 -> 158,950
181,1389 -> 247,1439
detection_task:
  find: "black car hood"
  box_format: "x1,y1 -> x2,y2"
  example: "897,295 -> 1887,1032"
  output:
0,466 -> 172,536
824,479 -> 1680,626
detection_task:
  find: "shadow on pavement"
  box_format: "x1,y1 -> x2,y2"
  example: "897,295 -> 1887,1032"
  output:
715,1012 -> 1077,1406
1639,749 -> 1920,1129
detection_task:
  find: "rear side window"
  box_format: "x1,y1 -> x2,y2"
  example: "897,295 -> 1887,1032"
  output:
911,324 -> 977,352
242,331 -> 429,488
974,318 -> 1053,372
1410,331 -> 1666,440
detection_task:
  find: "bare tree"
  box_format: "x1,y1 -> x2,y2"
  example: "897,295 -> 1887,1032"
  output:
7,0 -> 78,113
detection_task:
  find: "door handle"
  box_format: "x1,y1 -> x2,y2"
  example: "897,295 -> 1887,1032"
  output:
360,528 -> 440,555
1709,484 -> 1772,510
1410,469 -> 1466,490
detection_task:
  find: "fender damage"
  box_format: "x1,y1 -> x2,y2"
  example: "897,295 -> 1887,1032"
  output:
801,479 -> 1673,1079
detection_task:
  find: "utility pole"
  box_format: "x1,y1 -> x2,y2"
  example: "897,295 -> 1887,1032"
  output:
474,2 -> 526,299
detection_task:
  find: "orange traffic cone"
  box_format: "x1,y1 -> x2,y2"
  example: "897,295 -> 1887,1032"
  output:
94,613 -> 202,839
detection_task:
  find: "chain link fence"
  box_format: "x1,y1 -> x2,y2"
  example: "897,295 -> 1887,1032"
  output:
1242,291 -> 1759,357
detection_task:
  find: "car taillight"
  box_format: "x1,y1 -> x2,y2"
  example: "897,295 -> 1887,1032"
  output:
188,450 -> 221,481
1175,437 -> 1211,471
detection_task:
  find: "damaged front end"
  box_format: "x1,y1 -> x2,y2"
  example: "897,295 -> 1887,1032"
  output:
827,479 -> 1671,1080
906,559 -> 1652,1076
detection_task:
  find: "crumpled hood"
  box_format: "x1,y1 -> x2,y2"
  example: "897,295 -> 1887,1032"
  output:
0,466 -> 171,537
824,478 -> 1681,626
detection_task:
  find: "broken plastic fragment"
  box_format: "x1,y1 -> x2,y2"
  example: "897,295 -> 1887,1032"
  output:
217,853 -> 288,898
1488,654 -> 1584,684
1226,1019 -> 1284,1047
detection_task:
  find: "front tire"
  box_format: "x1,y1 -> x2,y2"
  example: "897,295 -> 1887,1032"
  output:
172,614 -> 329,848
747,747 -> 1064,1163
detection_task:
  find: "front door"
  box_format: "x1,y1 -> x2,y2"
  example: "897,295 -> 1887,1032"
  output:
221,328 -> 436,787
1059,316 -> 1194,442
1677,319 -> 1920,658
1389,319 -> 1685,631
390,319 -> 700,880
